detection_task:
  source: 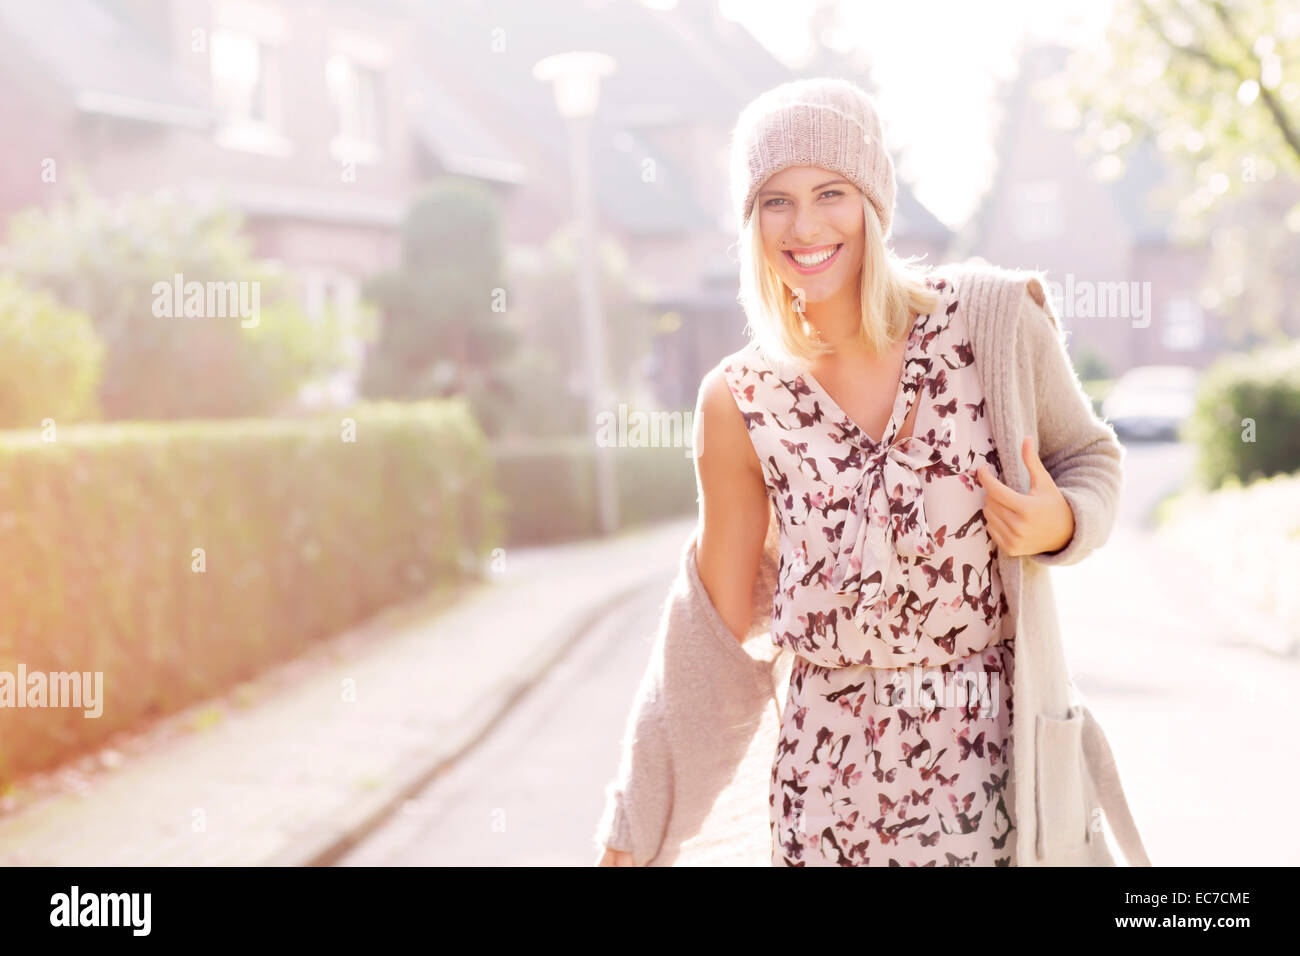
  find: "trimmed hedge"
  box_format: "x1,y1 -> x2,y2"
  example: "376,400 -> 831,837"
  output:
0,399 -> 503,785
1185,342 -> 1300,488
490,429 -> 699,546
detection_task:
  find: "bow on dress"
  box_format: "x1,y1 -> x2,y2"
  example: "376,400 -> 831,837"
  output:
828,419 -> 953,629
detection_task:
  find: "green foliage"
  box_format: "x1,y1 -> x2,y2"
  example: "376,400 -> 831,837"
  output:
1059,0 -> 1299,196
0,273 -> 104,428
359,179 -> 517,431
1184,340 -> 1300,488
1073,347 -> 1112,382
0,400 -> 503,784
2,173 -> 353,420
1054,0 -> 1300,340
495,228 -> 660,441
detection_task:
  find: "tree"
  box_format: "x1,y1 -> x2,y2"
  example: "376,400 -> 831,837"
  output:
0,273 -> 103,429
359,179 -> 517,434
497,223 -> 659,439
2,173 -> 352,420
1051,0 -> 1300,342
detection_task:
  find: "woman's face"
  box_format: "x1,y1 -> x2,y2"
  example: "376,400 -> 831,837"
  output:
757,164 -> 864,305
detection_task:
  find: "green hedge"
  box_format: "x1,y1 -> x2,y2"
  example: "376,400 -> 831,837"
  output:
0,399 -> 503,785
1185,342 -> 1300,489
490,429 -> 699,546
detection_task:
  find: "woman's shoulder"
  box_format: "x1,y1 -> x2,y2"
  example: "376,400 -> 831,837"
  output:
932,258 -> 1052,305
712,338 -> 800,437
705,340 -> 768,411
718,338 -> 788,390
928,259 -> 1065,341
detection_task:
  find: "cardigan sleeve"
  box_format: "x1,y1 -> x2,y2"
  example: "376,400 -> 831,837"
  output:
594,784 -> 636,853
1019,277 -> 1125,566
592,591 -> 676,865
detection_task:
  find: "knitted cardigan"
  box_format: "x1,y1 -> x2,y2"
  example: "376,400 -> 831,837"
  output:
593,260 -> 1153,867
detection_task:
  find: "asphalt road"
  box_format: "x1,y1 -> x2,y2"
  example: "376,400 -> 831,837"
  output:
335,562 -> 677,866
338,437 -> 1298,866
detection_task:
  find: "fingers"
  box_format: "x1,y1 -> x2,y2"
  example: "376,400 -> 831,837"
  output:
983,500 -> 1023,555
977,465 -> 1027,519
596,847 -> 636,867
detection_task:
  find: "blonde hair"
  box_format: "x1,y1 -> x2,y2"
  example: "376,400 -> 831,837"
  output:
736,193 -> 942,366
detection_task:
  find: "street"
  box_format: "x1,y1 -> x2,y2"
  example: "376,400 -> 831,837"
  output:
338,438 -> 1298,866
335,558 -> 678,865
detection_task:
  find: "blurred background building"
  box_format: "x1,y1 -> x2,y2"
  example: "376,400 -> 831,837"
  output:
0,0 -> 1297,870
0,0 -> 961,415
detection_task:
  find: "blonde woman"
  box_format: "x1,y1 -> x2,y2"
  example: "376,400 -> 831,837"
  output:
597,77 -> 1136,867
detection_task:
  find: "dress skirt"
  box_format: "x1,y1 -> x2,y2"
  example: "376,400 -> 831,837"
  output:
769,637 -> 1017,866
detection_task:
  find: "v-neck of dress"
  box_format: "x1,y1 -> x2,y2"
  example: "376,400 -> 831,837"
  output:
799,311 -> 924,449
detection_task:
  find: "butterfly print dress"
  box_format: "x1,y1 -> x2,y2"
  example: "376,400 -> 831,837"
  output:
720,275 -> 1018,866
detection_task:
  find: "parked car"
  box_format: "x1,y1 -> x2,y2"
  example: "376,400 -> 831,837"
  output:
1102,365 -> 1200,441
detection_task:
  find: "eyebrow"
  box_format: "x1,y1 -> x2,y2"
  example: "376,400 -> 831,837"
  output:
758,178 -> 852,198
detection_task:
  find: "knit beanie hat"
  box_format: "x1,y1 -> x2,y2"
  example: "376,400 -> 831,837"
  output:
729,77 -> 896,238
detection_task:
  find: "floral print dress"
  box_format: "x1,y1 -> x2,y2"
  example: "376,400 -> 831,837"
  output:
720,275 -> 1018,866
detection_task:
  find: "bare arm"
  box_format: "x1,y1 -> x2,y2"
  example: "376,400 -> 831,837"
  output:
692,365 -> 771,645
595,364 -> 771,866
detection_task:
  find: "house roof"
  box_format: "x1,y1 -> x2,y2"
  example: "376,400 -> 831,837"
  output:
411,70 -> 529,185
1,0 -> 950,242
962,41 -> 1176,253
409,0 -> 787,235
0,0 -> 210,126
1104,134 -> 1176,243
893,180 -> 953,242
413,0 -> 948,240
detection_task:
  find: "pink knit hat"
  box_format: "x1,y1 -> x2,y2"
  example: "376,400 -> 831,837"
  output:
729,77 -> 897,237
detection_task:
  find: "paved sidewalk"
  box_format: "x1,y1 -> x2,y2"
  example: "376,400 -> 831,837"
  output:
0,517 -> 696,866
1049,524 -> 1300,867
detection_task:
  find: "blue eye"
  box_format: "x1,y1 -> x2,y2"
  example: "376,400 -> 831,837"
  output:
764,191 -> 843,208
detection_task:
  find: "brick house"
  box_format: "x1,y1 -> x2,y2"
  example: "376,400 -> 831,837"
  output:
950,42 -> 1233,377
0,0 -> 951,413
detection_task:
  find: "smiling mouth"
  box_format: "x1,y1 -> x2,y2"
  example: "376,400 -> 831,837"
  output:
784,244 -> 843,273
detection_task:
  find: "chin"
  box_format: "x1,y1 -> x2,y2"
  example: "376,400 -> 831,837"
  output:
785,274 -> 847,301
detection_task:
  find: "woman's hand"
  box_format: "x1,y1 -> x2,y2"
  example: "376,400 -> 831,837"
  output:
596,847 -> 636,867
975,436 -> 1075,558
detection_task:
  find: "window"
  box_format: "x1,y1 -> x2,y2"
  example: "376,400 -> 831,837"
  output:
1162,295 -> 1205,351
210,27 -> 289,155
1010,180 -> 1063,241
327,54 -> 385,163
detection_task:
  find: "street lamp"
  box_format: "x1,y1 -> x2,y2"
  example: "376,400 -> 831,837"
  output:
533,52 -> 619,537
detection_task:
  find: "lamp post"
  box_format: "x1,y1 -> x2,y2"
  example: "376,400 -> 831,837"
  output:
533,52 -> 619,537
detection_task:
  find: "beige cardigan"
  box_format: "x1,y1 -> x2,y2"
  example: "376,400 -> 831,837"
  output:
594,260 -> 1153,867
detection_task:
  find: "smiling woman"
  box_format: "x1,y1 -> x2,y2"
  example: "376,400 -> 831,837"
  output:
596,76 -> 1145,869
730,82 -> 941,373
715,79 -> 1033,867
782,239 -> 844,274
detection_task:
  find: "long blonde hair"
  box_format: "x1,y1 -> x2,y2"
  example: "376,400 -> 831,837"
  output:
737,194 -> 942,366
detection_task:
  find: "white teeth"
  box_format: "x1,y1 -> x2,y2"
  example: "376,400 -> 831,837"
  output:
791,246 -> 837,266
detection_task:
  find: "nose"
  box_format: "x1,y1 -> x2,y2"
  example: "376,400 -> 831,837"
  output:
790,203 -> 828,247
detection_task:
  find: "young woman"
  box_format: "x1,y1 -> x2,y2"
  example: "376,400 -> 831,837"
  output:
597,77 -> 1122,867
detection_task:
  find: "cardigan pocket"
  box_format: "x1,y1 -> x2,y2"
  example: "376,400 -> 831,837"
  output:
1034,706 -> 1091,861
